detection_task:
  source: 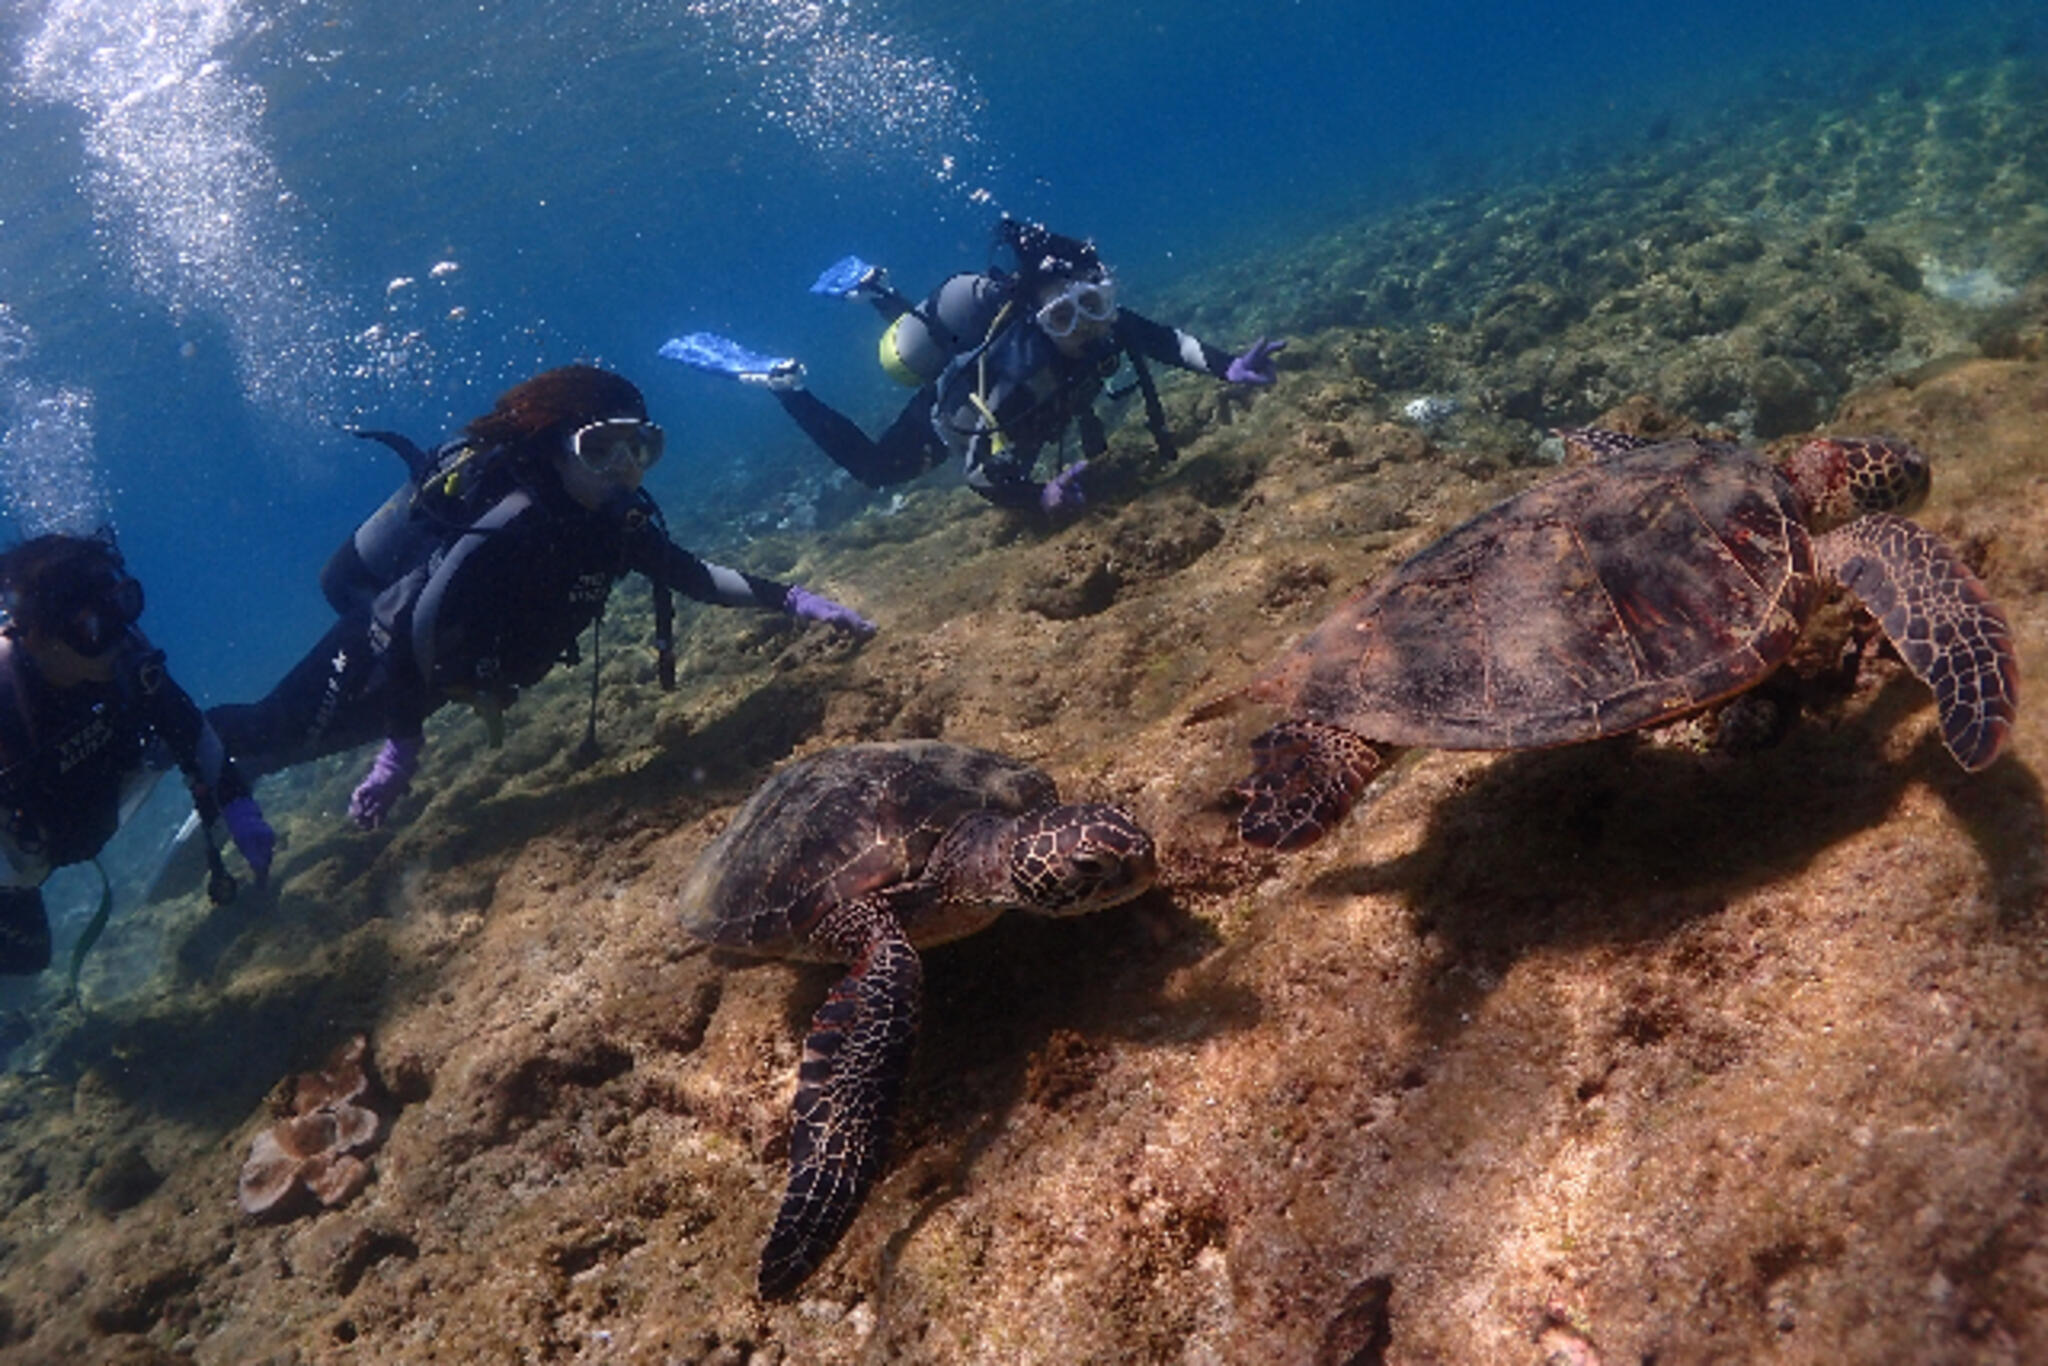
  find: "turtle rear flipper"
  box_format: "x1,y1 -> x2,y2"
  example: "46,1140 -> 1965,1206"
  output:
1233,720 -> 1386,850
759,899 -> 923,1299
1817,513 -> 2020,771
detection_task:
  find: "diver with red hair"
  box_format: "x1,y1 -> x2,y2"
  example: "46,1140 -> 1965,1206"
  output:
209,364 -> 873,829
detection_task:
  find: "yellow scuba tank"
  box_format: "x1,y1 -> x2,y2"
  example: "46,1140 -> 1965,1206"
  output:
877,315 -> 932,387
875,273 -> 1003,388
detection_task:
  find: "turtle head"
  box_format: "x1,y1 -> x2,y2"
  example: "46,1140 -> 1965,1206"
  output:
1782,436 -> 1930,531
1007,803 -> 1158,917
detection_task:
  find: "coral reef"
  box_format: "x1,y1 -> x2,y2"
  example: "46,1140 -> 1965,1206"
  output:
237,1035 -> 385,1220
1156,59 -> 2048,448
0,43 -> 2043,1366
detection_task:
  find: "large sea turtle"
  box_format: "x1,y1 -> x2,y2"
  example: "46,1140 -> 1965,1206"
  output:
1199,429 -> 2019,849
678,740 -> 1158,1297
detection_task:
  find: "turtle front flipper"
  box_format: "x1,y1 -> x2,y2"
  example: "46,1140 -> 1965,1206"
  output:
1233,719 -> 1387,850
759,898 -> 924,1299
1817,512 -> 2020,771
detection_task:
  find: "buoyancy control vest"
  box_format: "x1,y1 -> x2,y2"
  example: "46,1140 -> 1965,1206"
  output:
876,272 -> 1180,466
0,631 -> 166,874
320,431 -> 508,618
324,430 -> 679,697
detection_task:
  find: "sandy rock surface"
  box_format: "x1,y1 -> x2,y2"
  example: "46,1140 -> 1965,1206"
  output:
3,59 -> 2048,1366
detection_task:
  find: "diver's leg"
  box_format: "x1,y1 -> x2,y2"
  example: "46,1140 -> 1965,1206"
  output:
775,390 -> 941,488
869,392 -> 947,483
206,616 -> 391,779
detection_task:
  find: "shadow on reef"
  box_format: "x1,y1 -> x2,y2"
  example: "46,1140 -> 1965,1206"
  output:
1936,746 -> 2048,927
723,884 -> 1247,1291
1308,684 -> 2000,1043
31,932 -> 402,1128
171,878 -> 277,983
900,890 -> 1252,1299
418,670 -> 835,874
185,671 -> 842,985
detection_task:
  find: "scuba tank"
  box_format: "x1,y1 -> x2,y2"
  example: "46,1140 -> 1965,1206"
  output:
321,428 -> 534,618
876,273 -> 995,387
320,429 -> 451,617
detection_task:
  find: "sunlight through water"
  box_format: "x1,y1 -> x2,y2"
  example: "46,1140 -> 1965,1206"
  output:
0,304 -> 112,537
16,0 -> 352,425
682,0 -> 994,202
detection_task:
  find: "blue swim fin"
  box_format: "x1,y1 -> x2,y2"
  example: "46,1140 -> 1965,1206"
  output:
809,255 -> 882,299
658,332 -> 805,389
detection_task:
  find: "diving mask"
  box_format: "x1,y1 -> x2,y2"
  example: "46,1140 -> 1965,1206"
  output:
50,563 -> 144,657
568,417 -> 665,479
1035,275 -> 1117,339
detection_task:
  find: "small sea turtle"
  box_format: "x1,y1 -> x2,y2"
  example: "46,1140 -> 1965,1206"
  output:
678,740 -> 1158,1296
1199,430 -> 2019,849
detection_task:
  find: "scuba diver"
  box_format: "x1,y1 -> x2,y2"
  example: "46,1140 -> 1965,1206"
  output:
662,217 -> 1286,517
0,531 -> 274,976
207,364 -> 875,831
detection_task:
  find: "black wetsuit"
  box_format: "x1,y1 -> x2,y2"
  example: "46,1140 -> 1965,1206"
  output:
209,469 -> 793,781
775,273 -> 1241,509
0,632 -> 250,973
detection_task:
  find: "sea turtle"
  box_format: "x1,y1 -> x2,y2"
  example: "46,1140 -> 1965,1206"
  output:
1198,429 -> 2019,849
678,740 -> 1158,1297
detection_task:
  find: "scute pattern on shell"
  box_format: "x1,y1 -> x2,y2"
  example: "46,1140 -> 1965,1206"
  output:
1254,439 -> 1818,750
677,740 -> 1058,955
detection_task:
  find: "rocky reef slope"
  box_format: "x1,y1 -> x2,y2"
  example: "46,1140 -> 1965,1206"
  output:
1,53 -> 2046,1366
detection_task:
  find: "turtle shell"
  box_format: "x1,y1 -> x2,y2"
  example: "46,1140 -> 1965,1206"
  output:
677,741 -> 1058,956
1257,438 -> 1823,750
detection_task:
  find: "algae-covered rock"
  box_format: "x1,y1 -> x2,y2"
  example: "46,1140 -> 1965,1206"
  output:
1,47 -> 2046,1366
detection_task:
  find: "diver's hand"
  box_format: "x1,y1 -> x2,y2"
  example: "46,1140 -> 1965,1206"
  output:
785,585 -> 877,637
349,736 -> 423,830
1225,336 -> 1287,385
221,796 -> 275,887
1040,460 -> 1089,518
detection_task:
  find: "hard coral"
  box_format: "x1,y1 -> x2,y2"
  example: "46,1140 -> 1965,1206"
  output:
237,1035 -> 385,1219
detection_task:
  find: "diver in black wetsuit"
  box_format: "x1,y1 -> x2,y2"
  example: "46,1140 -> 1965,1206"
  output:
666,218 -> 1286,517
207,365 -> 874,830
0,532 -> 273,974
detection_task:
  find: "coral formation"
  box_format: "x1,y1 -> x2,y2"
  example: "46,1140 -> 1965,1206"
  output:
236,1035 -> 385,1220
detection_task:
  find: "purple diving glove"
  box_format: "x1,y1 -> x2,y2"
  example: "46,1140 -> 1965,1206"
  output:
349,735 -> 423,830
221,796 -> 276,886
1225,336 -> 1287,386
784,585 -> 877,637
1040,459 -> 1089,517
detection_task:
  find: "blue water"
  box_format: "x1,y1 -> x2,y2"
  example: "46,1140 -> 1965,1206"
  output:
0,0 -> 2024,947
